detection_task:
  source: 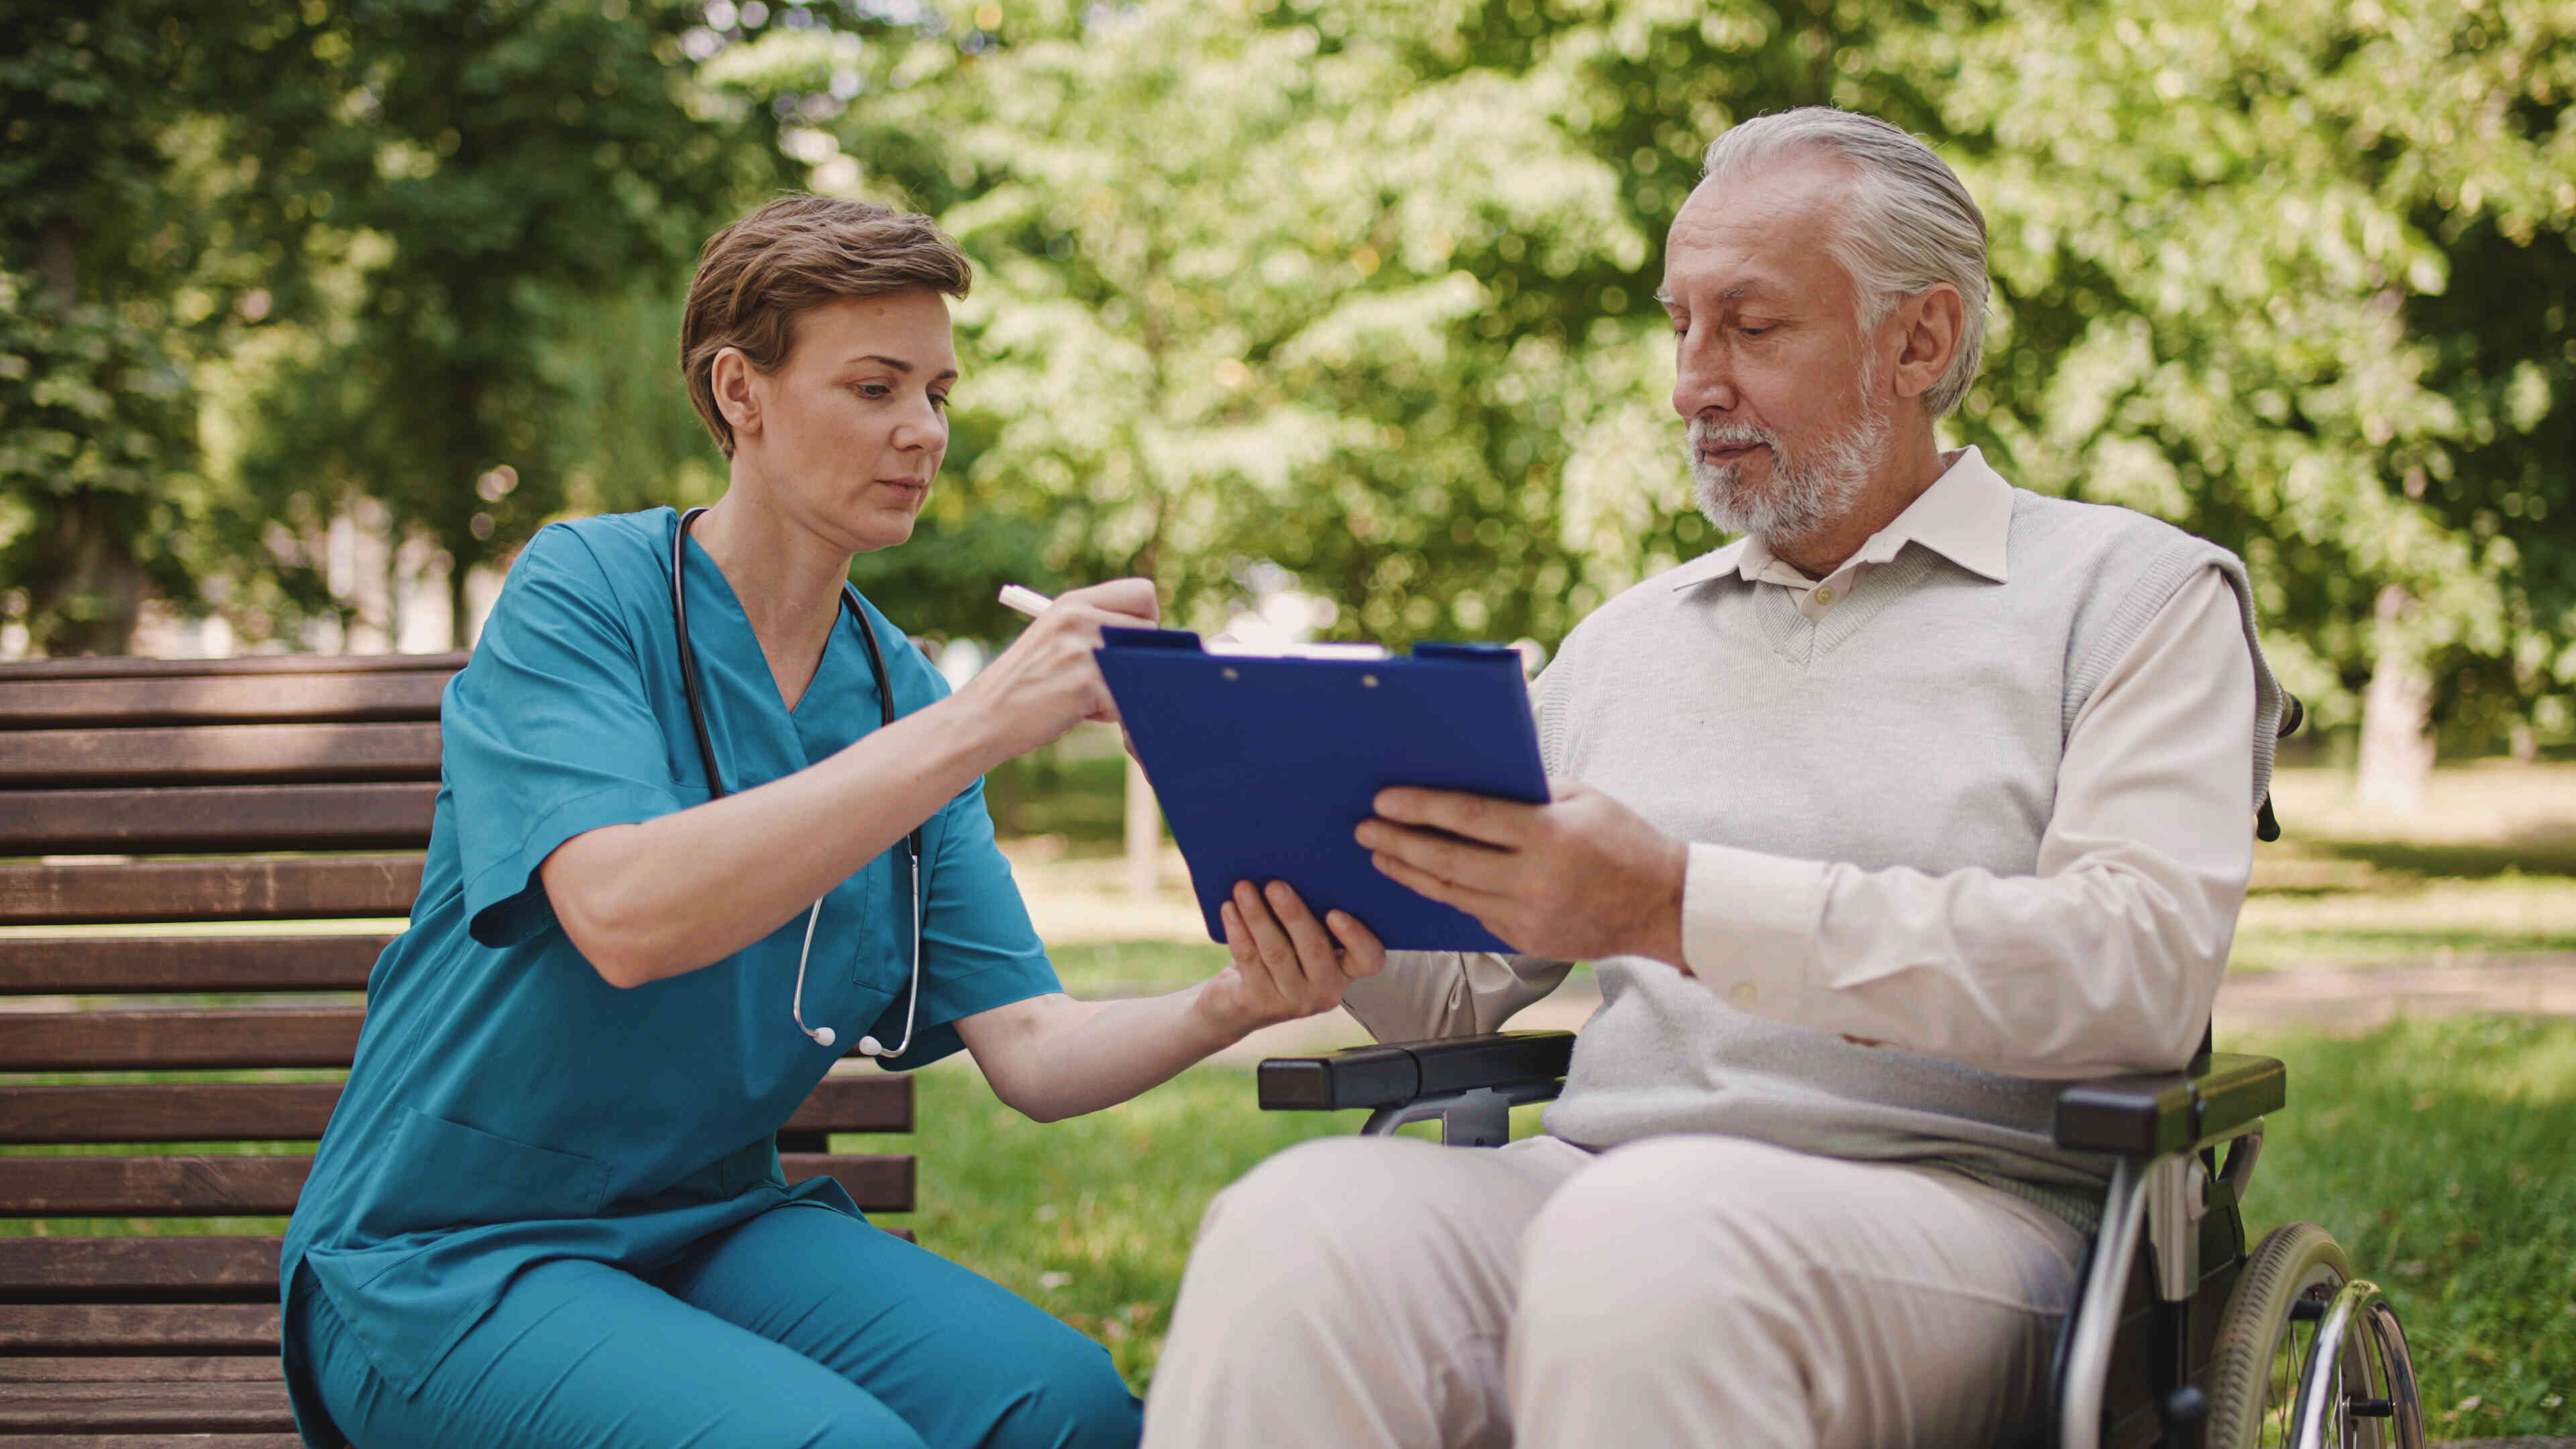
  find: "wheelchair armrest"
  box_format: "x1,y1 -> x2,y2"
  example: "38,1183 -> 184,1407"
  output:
2051,1051 -> 2286,1157
1258,1031 -> 1578,1112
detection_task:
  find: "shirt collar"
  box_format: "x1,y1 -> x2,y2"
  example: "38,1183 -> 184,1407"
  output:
1668,444 -> 2015,591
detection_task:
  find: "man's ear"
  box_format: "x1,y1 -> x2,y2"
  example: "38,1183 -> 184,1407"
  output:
711,346 -> 763,446
1887,284 -> 1964,403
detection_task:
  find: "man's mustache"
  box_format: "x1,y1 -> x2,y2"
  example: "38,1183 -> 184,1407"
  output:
1689,420 -> 1780,460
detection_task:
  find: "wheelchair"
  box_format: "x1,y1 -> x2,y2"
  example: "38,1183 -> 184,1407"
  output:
1253,696 -> 2428,1449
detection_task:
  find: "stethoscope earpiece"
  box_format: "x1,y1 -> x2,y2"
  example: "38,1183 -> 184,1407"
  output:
675,506 -> 923,1063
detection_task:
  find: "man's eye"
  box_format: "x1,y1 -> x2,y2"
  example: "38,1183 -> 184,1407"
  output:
930,394 -> 951,411
1738,325 -> 1772,338
855,382 -> 892,398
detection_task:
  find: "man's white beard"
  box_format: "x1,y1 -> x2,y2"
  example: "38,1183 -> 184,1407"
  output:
1689,402 -> 1889,547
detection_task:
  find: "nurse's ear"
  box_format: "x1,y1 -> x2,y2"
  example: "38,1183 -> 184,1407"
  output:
710,345 -> 765,447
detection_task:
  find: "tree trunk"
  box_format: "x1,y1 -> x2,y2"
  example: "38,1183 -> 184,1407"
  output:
21,219 -> 148,655
1124,753 -> 1161,900
23,489 -> 149,656
2354,584 -> 2435,816
34,217 -> 79,307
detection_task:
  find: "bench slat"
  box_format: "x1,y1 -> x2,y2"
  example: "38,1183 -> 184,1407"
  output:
0,1357 -> 284,1383
0,1076 -> 912,1146
0,653 -> 468,682
0,936 -> 390,996
0,784 -> 439,855
0,1154 -> 914,1217
0,1303 -> 280,1354
0,1157 -> 312,1217
781,1154 -> 916,1213
0,858 -> 423,927
0,1423 -> 306,1433
0,1238 -> 280,1295
0,1381 -> 293,1434
0,722 -> 443,788
0,1436 -> 305,1448
0,1010 -> 365,1073
0,1083 -> 345,1146
0,673 -> 451,730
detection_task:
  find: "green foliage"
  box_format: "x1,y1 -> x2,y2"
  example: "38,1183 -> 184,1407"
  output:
230,0 -> 794,632
0,2 -> 340,651
6,0 -> 2571,746
727,0 -> 1677,643
0,269 -> 197,653
1919,0 -> 2576,739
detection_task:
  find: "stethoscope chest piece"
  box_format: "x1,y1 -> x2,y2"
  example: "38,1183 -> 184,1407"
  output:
672,505 -> 924,1059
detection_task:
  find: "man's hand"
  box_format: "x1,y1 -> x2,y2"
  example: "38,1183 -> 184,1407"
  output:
1356,781 -> 1690,969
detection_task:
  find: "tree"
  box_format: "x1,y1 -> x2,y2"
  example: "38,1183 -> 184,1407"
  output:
233,0 -> 794,642
1916,0 -> 2573,800
0,3 -> 343,652
717,0 -> 1665,648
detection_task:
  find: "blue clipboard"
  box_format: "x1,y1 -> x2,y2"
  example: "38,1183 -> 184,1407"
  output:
1093,627 -> 1549,953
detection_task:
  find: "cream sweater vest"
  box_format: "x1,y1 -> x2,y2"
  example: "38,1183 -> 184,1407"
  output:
1532,489 -> 2281,1228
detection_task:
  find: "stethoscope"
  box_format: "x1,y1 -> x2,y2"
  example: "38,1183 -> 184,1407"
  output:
672,505 -> 922,1059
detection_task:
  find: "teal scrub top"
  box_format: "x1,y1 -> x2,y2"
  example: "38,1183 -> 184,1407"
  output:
280,507 -> 1061,1400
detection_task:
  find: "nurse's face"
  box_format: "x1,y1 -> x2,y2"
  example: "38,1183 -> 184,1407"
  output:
722,286 -> 957,554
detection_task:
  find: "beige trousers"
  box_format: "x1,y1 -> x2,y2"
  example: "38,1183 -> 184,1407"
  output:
1141,1133 -> 2084,1449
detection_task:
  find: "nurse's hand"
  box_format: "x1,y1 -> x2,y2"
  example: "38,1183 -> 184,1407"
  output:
1198,880 -> 1385,1037
956,578 -> 1159,760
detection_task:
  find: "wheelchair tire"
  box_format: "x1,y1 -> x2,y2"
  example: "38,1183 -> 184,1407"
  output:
2203,1222 -> 2424,1449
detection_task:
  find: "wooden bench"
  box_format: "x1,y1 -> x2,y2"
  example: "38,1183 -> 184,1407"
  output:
0,652 -> 918,1447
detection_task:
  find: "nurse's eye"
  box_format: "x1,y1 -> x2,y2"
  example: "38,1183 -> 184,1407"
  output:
930,392 -> 951,412
853,382 -> 894,400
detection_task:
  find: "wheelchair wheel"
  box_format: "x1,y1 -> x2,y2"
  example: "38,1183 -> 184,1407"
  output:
2204,1222 -> 2426,1449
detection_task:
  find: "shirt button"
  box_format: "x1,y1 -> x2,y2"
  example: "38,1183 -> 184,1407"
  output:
1813,586 -> 1836,606
1727,981 -> 1758,1007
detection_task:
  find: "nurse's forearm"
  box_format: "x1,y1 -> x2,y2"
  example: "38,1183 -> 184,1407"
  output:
543,693 -> 1016,988
955,989 -> 1245,1123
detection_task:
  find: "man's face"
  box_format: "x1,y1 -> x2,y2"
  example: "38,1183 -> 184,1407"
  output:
1660,160 -> 1889,544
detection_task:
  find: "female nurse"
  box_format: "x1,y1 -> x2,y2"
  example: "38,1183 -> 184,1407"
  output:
278,195 -> 1386,1449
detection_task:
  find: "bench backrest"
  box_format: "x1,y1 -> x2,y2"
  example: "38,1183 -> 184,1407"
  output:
0,653 -> 915,1379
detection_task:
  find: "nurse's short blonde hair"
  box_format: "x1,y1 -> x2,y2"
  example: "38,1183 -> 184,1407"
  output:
680,195 -> 974,459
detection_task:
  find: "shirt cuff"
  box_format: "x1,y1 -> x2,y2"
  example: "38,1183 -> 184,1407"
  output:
1680,841 -> 1829,1018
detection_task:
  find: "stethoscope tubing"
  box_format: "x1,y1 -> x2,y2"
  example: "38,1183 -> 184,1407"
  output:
671,505 -> 924,1057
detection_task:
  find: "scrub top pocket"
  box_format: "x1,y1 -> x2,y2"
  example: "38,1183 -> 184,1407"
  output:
354,1109 -> 612,1242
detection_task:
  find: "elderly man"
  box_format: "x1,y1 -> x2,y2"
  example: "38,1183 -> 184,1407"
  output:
1138,107 -> 2283,1448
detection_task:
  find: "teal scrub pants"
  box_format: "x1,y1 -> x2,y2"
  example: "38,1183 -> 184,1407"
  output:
292,1203 -> 1142,1449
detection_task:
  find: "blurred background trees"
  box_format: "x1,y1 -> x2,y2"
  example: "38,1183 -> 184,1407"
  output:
4,0 -> 2571,786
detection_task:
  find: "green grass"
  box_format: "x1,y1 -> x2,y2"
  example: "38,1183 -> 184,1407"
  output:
2237,1016 -> 2576,1437
1044,939 -> 1230,998
835,1016 -> 2576,1435
2231,802 -> 2576,971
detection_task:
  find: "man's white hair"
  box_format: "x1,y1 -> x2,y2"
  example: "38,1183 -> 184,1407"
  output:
1700,108 -> 1990,419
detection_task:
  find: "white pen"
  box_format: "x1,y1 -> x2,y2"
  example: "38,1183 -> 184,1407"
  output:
997,584 -> 1053,619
